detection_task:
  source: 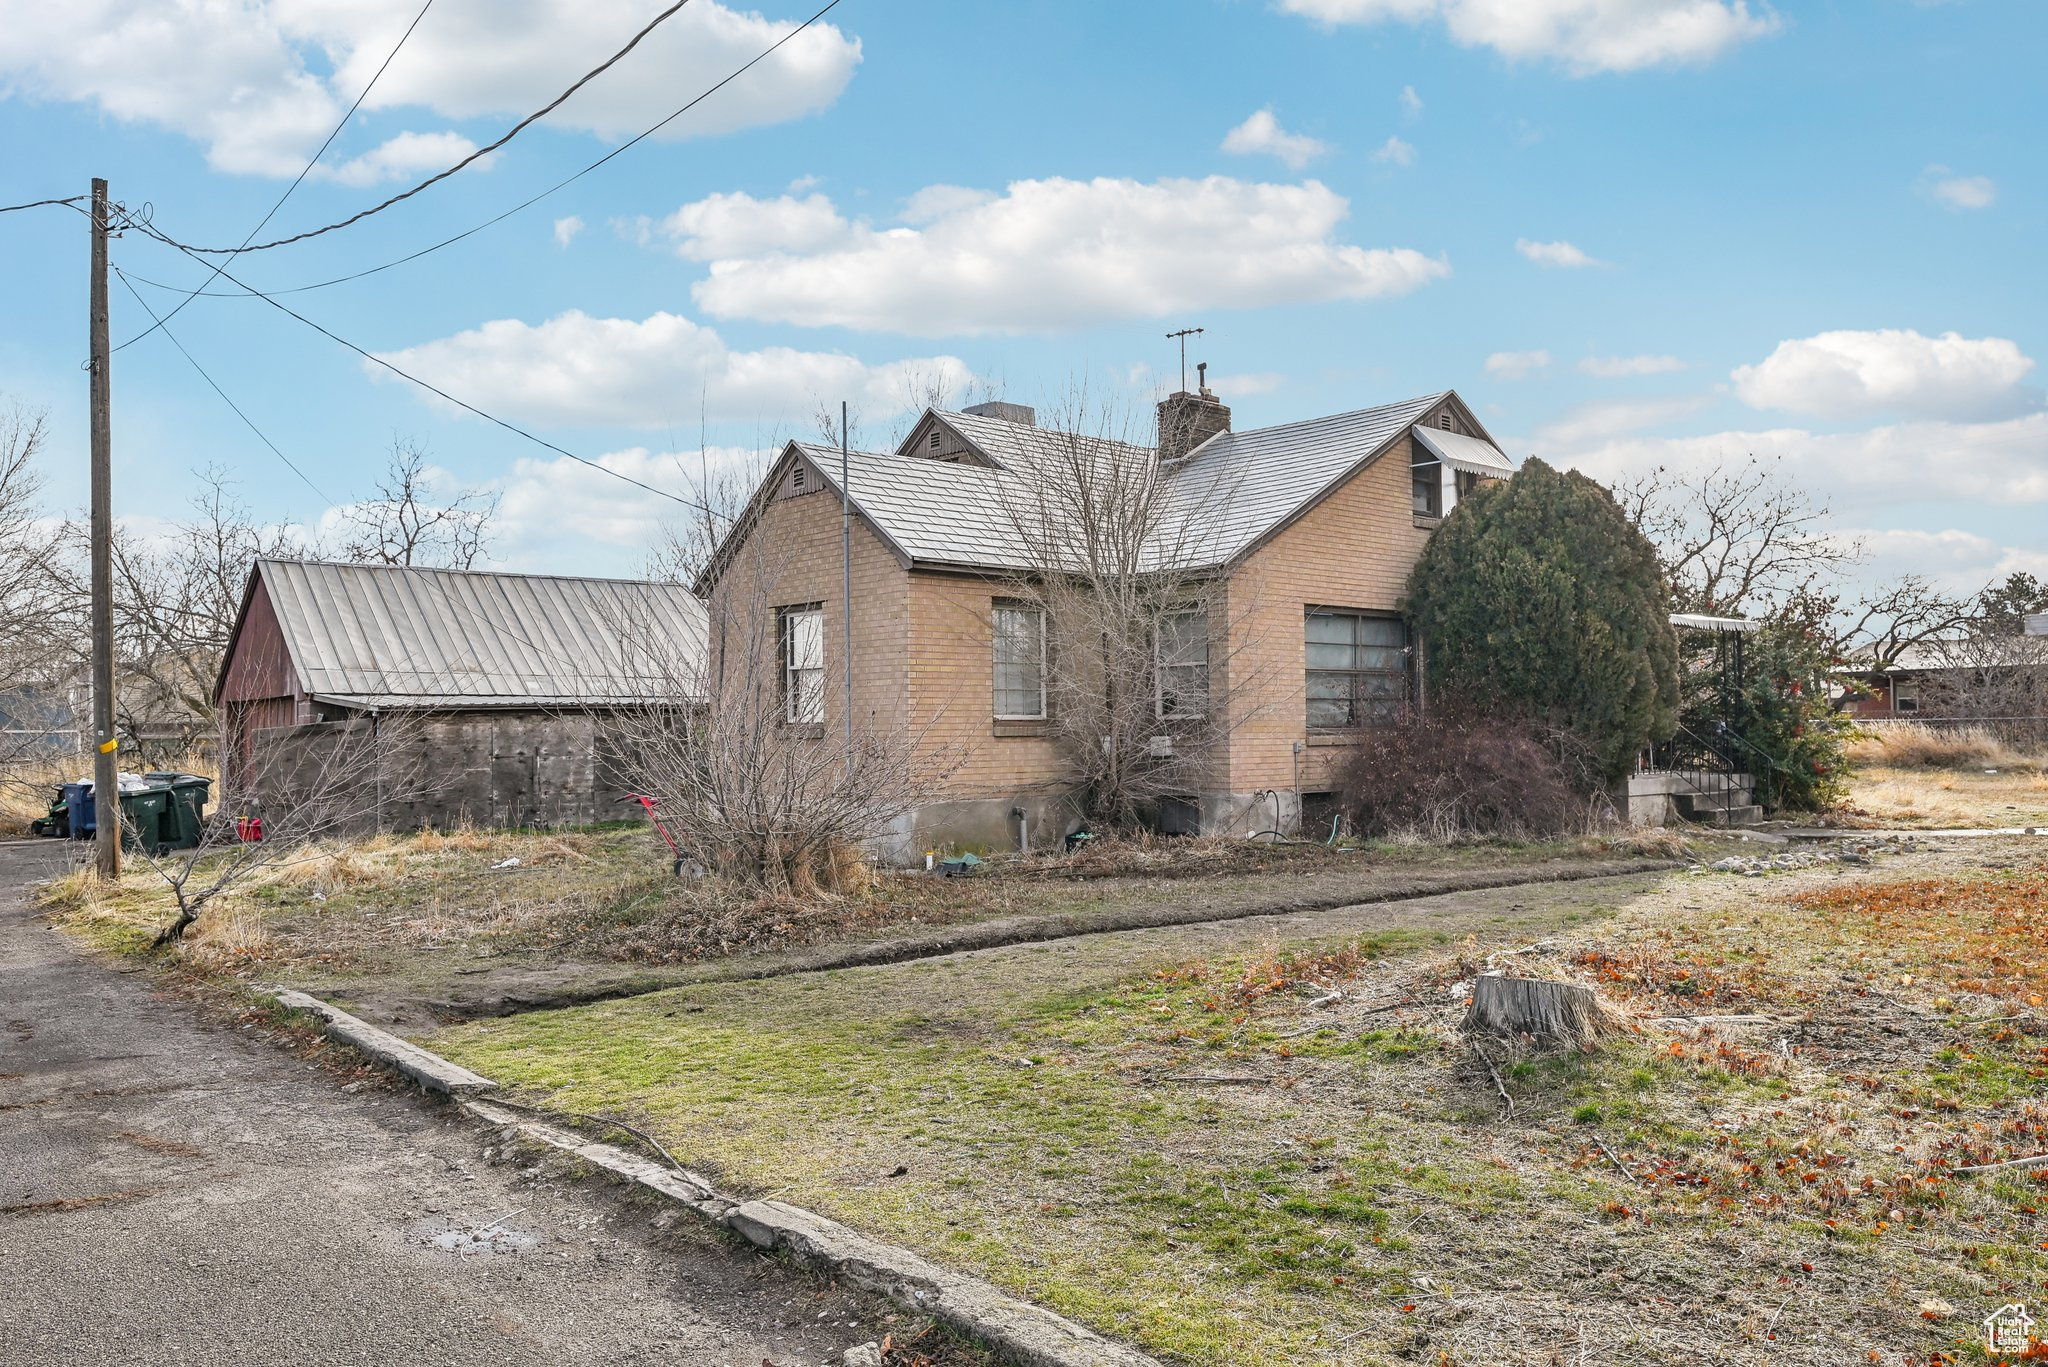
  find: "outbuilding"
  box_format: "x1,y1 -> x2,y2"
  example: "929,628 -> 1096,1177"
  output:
215,559 -> 705,831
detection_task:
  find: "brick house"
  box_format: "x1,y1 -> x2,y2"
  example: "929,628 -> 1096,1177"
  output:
696,384 -> 1514,857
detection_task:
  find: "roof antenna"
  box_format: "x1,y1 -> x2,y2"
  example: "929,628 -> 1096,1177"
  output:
1165,326 -> 1204,393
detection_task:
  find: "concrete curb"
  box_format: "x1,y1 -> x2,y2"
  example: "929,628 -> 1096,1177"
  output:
275,991 -> 1161,1367
463,1098 -> 1160,1367
270,989 -> 499,1096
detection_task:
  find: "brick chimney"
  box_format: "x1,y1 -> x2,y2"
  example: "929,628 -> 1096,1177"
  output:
1156,362 -> 1230,460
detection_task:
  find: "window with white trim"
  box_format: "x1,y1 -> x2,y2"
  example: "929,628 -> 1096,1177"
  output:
779,605 -> 825,724
1306,609 -> 1408,728
992,603 -> 1046,720
1155,609 -> 1210,719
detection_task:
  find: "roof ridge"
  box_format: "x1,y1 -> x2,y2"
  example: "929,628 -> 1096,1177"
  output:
257,557 -> 692,590
1224,391 -> 1448,443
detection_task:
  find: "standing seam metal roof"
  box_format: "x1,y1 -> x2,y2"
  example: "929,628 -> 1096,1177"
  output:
244,559 -> 707,705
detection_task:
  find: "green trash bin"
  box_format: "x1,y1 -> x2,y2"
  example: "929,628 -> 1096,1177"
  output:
115,788 -> 174,854
144,772 -> 211,851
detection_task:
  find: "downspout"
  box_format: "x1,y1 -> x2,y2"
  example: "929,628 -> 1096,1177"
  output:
841,401 -> 854,774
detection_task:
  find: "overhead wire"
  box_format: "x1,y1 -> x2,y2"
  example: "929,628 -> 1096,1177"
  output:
111,266 -> 333,504
0,195 -> 87,215
142,0 -> 699,257
119,0 -> 846,301
112,0 -> 442,354
127,222 -> 720,520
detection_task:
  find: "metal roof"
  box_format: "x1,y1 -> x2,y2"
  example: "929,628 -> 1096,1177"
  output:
243,560 -> 707,706
770,393 -> 1497,577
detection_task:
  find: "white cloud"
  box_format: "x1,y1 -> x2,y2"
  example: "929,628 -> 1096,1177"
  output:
312,130 -> 484,187
1206,371 -> 1288,397
368,310 -> 974,429
1276,0 -> 1779,75
0,0 -> 860,175
1918,165 -> 1997,211
1533,395 -> 1710,447
1846,527 -> 2048,594
679,176 -> 1450,336
1731,329 -> 2037,421
1398,85 -> 1423,122
1516,237 -> 1606,269
1371,135 -> 1418,166
492,444 -> 767,565
552,215 -> 584,248
1549,411 -> 2048,512
658,191 -> 848,261
1485,349 -> 1551,380
1579,353 -> 1686,377
1220,108 -> 1328,170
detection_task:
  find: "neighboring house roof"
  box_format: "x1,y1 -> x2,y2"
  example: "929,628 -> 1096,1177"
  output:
1881,637 -> 2048,674
712,391 -> 1511,583
221,559 -> 707,708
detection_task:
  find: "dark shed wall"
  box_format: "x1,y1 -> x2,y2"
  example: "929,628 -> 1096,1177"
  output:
251,710 -> 640,832
219,574 -> 302,704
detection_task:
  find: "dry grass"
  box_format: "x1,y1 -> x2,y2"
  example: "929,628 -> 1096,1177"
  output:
434,843 -> 2048,1366
1846,722 -> 2040,771
1846,765 -> 2048,829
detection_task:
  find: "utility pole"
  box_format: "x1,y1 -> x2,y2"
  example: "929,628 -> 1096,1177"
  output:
88,178 -> 120,879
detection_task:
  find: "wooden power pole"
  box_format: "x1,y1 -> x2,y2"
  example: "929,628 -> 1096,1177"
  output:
88,177 -> 120,879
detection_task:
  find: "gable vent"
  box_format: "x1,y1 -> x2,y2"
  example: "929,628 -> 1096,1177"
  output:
1437,411 -> 1456,432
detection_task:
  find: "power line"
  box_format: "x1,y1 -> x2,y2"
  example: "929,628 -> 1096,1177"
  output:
0,195 -> 86,215
121,0 -> 846,302
126,226 -> 720,520
112,0 -> 440,355
144,0 -> 700,257
112,266 -> 333,504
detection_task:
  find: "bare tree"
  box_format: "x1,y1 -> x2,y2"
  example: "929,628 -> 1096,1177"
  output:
1912,633 -> 2048,748
96,467 -> 303,757
140,713 -> 429,944
1615,457 -> 1853,616
0,402 -> 74,784
340,438 -> 497,569
990,389 -> 1264,831
606,525 -> 959,893
1619,455 -> 1973,672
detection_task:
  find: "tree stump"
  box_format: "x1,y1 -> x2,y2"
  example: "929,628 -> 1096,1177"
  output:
1464,974 -> 1623,1049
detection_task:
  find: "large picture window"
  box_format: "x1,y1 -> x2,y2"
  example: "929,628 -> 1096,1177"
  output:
1155,609 -> 1210,719
779,604 -> 824,725
1306,609 -> 1408,728
992,603 -> 1046,720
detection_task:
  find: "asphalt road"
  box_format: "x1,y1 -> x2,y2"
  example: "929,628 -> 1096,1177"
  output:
0,841 -> 884,1366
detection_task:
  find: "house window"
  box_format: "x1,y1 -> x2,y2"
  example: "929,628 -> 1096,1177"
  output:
1306,609 -> 1408,729
1155,610 -> 1210,719
992,603 -> 1046,719
1411,453 -> 1443,517
1893,682 -> 1919,714
779,605 -> 824,724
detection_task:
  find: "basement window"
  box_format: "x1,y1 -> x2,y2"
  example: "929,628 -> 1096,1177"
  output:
779,604 -> 825,725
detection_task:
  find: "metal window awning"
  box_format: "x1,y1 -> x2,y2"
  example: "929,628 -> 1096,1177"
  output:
1411,426 -> 1517,478
1669,613 -> 1759,635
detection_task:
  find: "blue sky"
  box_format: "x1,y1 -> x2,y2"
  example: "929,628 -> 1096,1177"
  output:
0,0 -> 2040,589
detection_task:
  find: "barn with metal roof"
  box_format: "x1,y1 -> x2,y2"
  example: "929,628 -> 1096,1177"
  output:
216,560 -> 706,830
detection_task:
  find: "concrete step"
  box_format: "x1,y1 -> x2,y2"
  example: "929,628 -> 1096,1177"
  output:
1683,803 -> 1764,829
